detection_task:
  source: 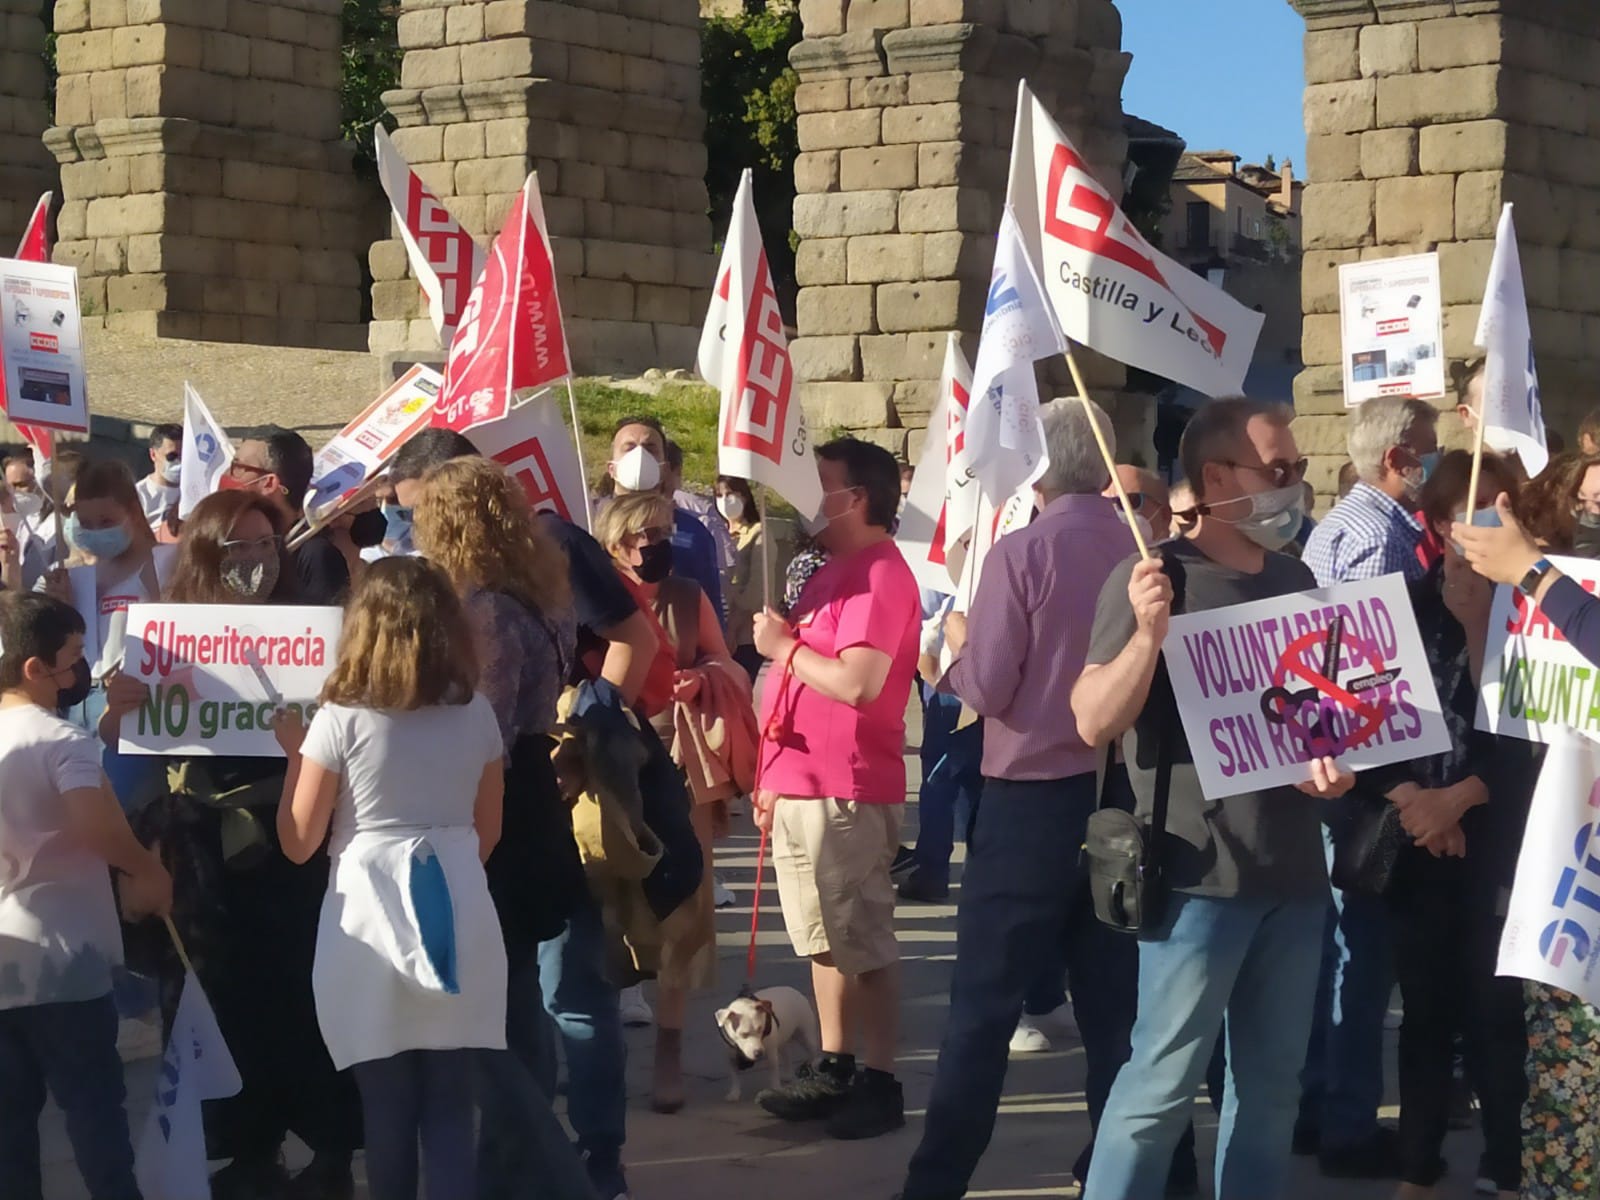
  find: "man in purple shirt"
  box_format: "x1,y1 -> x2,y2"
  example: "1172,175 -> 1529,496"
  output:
897,399 -> 1148,1200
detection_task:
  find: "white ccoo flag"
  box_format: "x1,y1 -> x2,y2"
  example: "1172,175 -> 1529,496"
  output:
470,394 -> 591,531
135,971 -> 242,1200
1474,203 -> 1547,476
375,126 -> 487,347
179,383 -> 233,519
1008,81 -> 1263,397
963,206 -> 1066,504
898,335 -> 977,594
698,170 -> 823,521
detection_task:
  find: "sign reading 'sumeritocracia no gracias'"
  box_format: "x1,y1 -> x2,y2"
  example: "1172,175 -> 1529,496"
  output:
117,604 -> 343,757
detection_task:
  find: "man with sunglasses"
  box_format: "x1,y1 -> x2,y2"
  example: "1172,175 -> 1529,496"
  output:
1297,395 -> 1439,1180
227,428 -> 350,606
1105,465 -> 1172,545
134,423 -> 183,531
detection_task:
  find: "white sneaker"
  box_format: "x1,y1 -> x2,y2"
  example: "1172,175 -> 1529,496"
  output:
1009,1015 -> 1051,1053
713,875 -> 736,908
1474,1177 -> 1497,1196
619,985 -> 653,1028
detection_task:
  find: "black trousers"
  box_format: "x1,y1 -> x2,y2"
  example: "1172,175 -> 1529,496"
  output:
1387,851 -> 1526,1191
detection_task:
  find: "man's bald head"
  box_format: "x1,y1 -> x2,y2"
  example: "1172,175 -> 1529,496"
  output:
1105,465 -> 1172,541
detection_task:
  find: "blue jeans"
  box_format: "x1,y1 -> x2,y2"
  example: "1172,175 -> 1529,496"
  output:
1299,825 -> 1393,1147
355,1050 -> 475,1200
901,774 -> 1136,1200
909,690 -> 984,887
0,994 -> 139,1200
536,893 -> 627,1169
1084,891 -> 1325,1200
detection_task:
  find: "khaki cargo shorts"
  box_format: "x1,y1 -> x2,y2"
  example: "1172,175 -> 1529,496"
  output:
772,797 -> 903,976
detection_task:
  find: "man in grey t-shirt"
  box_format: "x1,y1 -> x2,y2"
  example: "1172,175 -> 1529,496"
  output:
1073,398 -> 1353,1200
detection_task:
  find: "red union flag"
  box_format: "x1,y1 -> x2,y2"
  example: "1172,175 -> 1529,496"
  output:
375,127 -> 486,346
3,193 -> 57,458
434,173 -> 571,433
698,170 -> 822,521
469,395 -> 589,530
1007,81 -> 1263,397
897,335 -> 978,594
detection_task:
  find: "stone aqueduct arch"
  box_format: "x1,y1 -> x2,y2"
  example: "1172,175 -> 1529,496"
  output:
0,0 -> 1597,482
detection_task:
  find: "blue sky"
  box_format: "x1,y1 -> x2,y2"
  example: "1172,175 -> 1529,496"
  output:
1119,1 -> 1307,171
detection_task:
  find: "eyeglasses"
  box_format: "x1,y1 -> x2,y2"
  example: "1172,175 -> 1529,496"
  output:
228,461 -> 272,483
1224,458 -> 1308,489
632,525 -> 673,544
1124,491 -> 1171,515
221,534 -> 283,557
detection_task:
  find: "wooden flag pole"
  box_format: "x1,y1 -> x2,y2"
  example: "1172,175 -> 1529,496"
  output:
562,376 -> 593,529
1465,391 -> 1490,522
758,489 -> 773,611
1063,341 -> 1151,561
163,914 -> 196,976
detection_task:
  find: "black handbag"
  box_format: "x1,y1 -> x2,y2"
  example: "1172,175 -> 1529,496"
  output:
1328,786 -> 1408,897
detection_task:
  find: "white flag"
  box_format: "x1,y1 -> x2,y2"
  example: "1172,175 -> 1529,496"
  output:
1474,203 -> 1547,476
469,394 -> 591,531
964,206 -> 1065,503
1498,729 -> 1600,1005
698,170 -> 823,521
375,126 -> 487,347
135,971 -> 242,1200
897,335 -> 976,594
179,383 -> 233,519
1008,81 -> 1263,397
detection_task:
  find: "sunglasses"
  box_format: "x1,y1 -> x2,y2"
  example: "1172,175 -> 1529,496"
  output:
1224,458 -> 1309,489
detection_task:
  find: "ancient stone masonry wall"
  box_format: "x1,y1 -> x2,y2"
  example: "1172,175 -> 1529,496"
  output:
0,1 -> 55,244
1291,0 -> 1600,496
45,0 -> 368,349
787,0 -> 1130,461
371,0 -> 714,375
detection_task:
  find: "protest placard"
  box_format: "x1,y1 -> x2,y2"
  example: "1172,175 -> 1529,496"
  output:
1338,253 -> 1444,408
1165,573 -> 1450,800
117,604 -> 342,757
305,365 -> 443,517
1498,728 -> 1600,1005
1477,554 -> 1600,744
0,257 -> 88,432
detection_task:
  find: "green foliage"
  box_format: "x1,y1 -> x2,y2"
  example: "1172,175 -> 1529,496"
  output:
702,3 -> 802,305
341,0 -> 400,173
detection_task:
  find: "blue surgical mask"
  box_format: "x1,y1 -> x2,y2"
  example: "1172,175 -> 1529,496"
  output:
66,514 -> 131,561
1449,506 -> 1502,556
1418,451 -> 1441,481
382,503 -> 414,548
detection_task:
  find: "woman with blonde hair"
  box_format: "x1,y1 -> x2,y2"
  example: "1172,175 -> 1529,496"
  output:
594,490 -> 750,1112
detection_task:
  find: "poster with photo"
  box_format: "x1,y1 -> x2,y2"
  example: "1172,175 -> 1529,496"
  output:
0,257 -> 89,432
1338,253 -> 1445,408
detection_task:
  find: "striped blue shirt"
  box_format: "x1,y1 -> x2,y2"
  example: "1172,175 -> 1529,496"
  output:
1301,482 -> 1426,587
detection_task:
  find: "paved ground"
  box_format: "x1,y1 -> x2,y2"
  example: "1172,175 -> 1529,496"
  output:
44,705 -> 1502,1200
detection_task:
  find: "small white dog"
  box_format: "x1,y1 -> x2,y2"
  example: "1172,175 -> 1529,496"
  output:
714,986 -> 820,1102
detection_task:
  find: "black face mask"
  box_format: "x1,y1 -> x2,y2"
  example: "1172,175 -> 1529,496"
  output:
1576,522 -> 1600,559
636,539 -> 673,584
57,658 -> 92,711
348,507 -> 388,549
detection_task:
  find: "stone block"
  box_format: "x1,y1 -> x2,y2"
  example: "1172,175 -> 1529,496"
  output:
921,230 -> 988,280
1454,171 -> 1505,241
572,277 -> 635,322
1375,174 -> 1454,243
797,284 -> 876,335
790,335 -> 860,382
848,233 -> 923,283
898,187 -> 990,234
1418,120 -> 1520,174
876,279 -> 965,332
795,150 -> 841,194
882,102 -> 964,144
456,155 -> 531,196
1376,66 -> 1500,127
851,76 -> 908,109
841,145 -> 917,192
793,190 -> 899,238
1302,180 -> 1375,250
798,0 -> 849,38
1301,249 -> 1360,315
794,80 -> 850,113
1416,13 -> 1503,70
587,239 -> 678,286
1303,79 -> 1375,135
399,6 -> 447,48
1359,128 -> 1416,178
790,30 -> 885,81
1437,239 -> 1496,305
400,46 -> 461,89
461,39 -> 533,85
446,4 -> 486,44
797,109 -> 882,151
847,0 -> 908,30
1302,312 -> 1343,368
1305,27 -> 1359,84
796,237 -> 849,286
894,380 -> 940,426
802,381 -> 894,429
369,239 -> 411,283
86,192 -> 170,238
1306,132 -> 1361,182
1358,22 -> 1416,77
443,121 -> 487,162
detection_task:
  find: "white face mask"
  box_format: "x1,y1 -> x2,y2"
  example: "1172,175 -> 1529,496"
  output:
10,490 -> 42,522
160,459 -> 181,486
611,444 -> 662,493
1209,482 -> 1306,551
716,493 -> 745,522
1115,506 -> 1155,547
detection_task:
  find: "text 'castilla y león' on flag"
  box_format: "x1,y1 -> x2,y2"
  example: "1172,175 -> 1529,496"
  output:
1007,81 -> 1264,398
698,169 -> 823,521
433,172 -> 571,434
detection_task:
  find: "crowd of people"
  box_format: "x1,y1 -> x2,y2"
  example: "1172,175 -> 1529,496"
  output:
6,364 -> 1600,1200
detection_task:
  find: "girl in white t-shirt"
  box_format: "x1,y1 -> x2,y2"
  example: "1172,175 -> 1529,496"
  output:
273,556 -> 507,1200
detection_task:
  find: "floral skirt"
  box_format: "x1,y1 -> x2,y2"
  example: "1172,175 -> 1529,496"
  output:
1524,980 -> 1600,1199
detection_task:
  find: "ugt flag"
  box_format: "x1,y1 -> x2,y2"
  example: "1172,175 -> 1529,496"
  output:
435,173 -> 571,433
1007,81 -> 1263,397
179,383 -> 233,519
897,334 -> 976,594
469,394 -> 591,530
1475,203 -> 1548,476
2,193 -> 58,459
374,127 -> 485,347
1499,729 -> 1600,1006
135,970 -> 241,1200
963,206 -> 1066,504
698,169 -> 823,521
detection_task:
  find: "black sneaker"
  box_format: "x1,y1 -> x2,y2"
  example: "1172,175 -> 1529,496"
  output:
1318,1127 -> 1401,1179
210,1155 -> 291,1200
758,1058 -> 853,1121
825,1069 -> 905,1140
889,846 -> 918,883
897,870 -> 949,903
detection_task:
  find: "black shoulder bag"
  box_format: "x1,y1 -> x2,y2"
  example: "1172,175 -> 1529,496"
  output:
1082,549 -> 1185,934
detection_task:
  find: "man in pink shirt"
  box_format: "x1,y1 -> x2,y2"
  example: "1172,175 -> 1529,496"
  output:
752,438 -> 921,1141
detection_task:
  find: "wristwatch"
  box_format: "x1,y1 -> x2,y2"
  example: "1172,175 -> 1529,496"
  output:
1518,556 -> 1554,596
